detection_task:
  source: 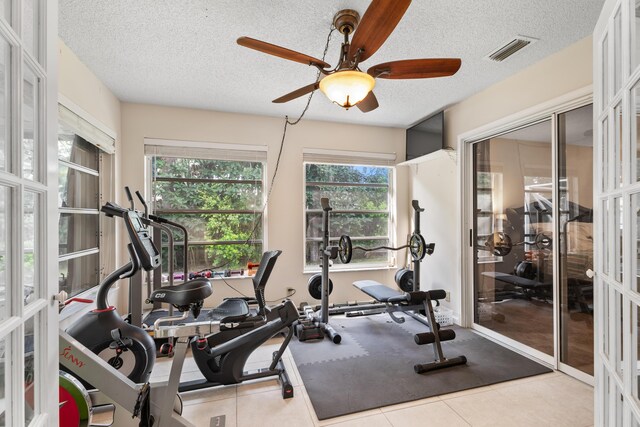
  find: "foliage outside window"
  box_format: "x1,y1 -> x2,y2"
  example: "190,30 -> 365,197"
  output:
150,156 -> 264,275
58,130 -> 102,297
304,162 -> 393,270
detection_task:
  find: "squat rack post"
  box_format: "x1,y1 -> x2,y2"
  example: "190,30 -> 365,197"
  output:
412,200 -> 425,292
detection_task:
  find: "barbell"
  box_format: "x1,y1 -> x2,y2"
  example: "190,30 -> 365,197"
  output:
337,233 -> 432,264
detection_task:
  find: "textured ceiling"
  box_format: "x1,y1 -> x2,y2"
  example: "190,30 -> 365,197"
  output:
58,0 -> 604,128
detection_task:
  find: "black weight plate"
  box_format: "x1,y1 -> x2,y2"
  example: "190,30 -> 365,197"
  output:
338,235 -> 352,264
486,231 -> 512,256
307,273 -> 333,300
394,268 -> 414,292
534,232 -> 552,250
409,233 -> 427,261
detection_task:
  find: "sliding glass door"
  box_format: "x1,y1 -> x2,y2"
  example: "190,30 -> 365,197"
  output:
470,103 -> 594,378
472,119 -> 555,358
558,104 -> 594,376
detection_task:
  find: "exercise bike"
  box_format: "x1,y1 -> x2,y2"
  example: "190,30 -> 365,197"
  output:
60,201 -> 204,426
150,249 -> 297,398
65,200 -> 162,384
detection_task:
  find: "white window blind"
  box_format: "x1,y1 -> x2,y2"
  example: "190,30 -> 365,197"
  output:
58,103 -> 116,154
145,138 -> 267,162
302,147 -> 396,166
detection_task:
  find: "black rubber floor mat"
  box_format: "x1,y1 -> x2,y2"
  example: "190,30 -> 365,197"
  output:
289,314 -> 551,420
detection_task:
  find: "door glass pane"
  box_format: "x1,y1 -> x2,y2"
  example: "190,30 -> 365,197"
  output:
0,36 -> 9,172
602,117 -> 609,191
603,35 -> 609,107
604,284 -> 610,358
0,336 -> 6,426
633,303 -> 640,404
634,193 -> 640,294
635,80 -> 640,182
558,104 -> 594,375
615,9 -> 622,93
23,192 -> 38,304
24,315 -> 37,424
0,1 -> 9,24
22,0 -> 39,62
473,120 -> 554,356
615,290 -> 624,378
615,103 -> 623,187
635,1 -> 640,73
615,196 -> 623,283
23,66 -> 38,181
0,187 -> 7,321
604,198 -> 611,276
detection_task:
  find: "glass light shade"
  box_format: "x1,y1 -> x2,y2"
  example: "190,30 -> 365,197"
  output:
319,70 -> 375,108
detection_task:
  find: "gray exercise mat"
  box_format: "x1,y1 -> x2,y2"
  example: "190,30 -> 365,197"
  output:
290,314 -> 552,420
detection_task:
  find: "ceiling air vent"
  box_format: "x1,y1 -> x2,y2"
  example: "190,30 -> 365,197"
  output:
485,35 -> 538,62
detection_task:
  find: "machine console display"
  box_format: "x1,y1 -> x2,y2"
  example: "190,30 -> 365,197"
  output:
125,210 -> 161,271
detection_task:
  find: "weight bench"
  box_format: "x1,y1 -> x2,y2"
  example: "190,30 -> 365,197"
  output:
354,280 -> 467,373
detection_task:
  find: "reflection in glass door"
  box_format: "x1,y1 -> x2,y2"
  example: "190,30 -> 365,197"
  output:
471,104 -> 595,379
558,104 -> 594,375
473,119 -> 554,357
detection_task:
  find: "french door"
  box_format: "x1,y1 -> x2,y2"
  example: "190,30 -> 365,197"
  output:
594,0 -> 640,425
0,0 -> 59,425
462,96 -> 595,383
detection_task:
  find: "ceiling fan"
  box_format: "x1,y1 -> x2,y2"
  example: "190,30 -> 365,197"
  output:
237,0 -> 461,113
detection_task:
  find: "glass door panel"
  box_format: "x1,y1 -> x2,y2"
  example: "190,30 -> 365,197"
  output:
473,119 -> 554,356
557,104 -> 594,375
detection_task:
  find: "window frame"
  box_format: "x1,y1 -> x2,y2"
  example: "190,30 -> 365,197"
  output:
145,149 -> 267,278
57,103 -> 115,299
302,160 -> 396,273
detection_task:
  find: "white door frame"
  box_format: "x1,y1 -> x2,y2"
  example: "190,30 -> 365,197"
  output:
457,85 -> 593,384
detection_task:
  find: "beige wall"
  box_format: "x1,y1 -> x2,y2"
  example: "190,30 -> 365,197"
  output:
58,39 -> 121,139
445,36 -> 593,150
121,103 -> 409,307
58,38 -> 123,323
410,35 -> 594,322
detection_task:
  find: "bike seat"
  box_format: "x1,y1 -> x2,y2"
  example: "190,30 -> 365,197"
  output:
148,278 -> 212,306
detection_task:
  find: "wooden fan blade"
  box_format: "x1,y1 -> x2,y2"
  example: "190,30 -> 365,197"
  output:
356,91 -> 379,112
272,82 -> 320,103
368,58 -> 461,79
237,37 -> 331,69
348,0 -> 411,63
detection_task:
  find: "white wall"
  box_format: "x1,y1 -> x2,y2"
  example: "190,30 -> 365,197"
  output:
120,103 -> 410,308
408,150 -> 459,314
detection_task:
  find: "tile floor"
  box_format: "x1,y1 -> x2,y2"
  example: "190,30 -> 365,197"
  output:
151,338 -> 594,427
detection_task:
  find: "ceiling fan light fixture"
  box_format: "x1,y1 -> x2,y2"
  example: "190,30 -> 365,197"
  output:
319,70 -> 375,109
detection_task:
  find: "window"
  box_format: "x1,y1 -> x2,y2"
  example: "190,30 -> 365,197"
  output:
58,104 -> 115,297
304,161 -> 394,270
146,142 -> 266,275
